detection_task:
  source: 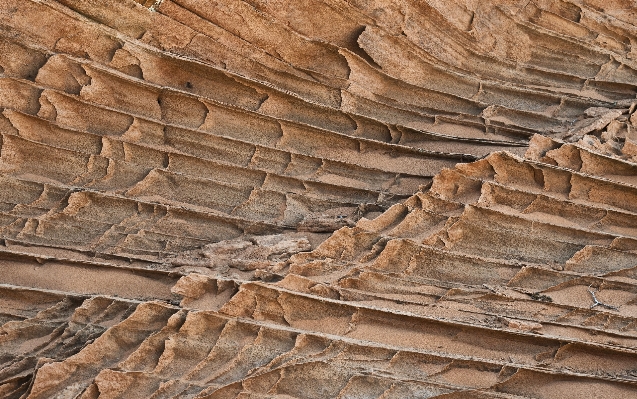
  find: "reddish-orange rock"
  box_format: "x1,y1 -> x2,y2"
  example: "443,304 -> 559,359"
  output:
1,0 -> 637,397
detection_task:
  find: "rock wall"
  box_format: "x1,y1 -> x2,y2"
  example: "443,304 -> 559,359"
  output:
1,0 -> 637,397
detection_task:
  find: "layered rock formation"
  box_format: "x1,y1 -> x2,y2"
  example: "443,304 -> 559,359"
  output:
1,0 -> 637,397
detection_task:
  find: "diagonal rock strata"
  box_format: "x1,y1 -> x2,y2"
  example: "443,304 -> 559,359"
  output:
1,0 -> 637,397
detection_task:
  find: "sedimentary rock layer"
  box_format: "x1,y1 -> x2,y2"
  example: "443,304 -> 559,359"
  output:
1,0 -> 637,397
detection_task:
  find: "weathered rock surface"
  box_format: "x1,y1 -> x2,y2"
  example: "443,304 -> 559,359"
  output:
1,0 -> 637,397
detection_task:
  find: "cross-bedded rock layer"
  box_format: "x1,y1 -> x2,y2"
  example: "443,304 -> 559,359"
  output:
1,0 -> 637,397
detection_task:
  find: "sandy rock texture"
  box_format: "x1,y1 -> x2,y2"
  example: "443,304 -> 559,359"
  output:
1,0 -> 637,397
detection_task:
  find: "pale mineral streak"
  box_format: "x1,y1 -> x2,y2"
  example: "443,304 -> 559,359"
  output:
1,0 -> 637,397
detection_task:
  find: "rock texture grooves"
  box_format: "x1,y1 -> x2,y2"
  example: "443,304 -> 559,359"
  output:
1,0 -> 637,397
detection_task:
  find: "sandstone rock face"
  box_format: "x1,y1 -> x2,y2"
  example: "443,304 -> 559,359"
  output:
1,0 -> 637,397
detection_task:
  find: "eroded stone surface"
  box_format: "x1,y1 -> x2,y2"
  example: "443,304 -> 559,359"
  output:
1,0 -> 637,397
